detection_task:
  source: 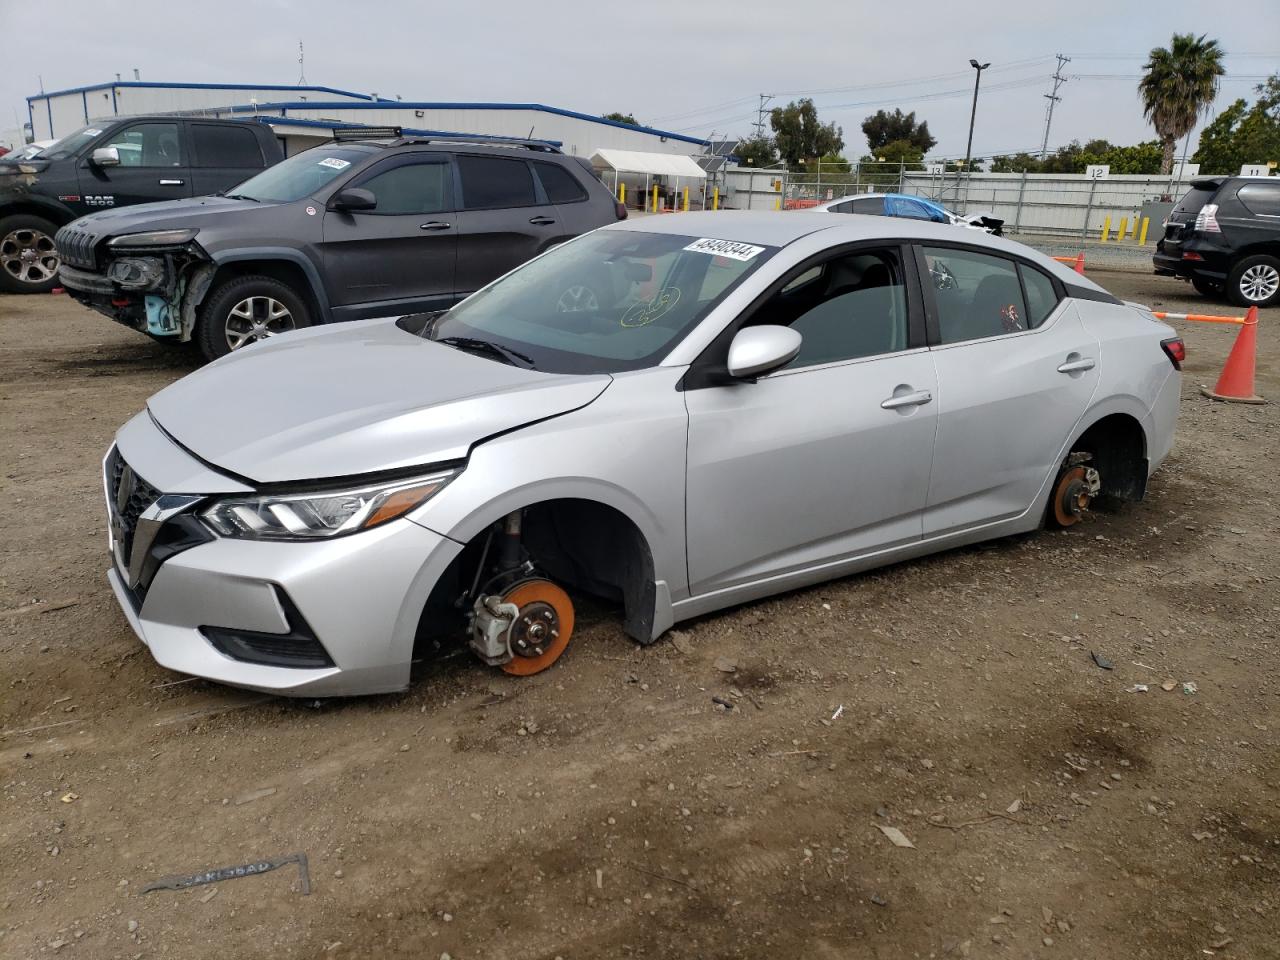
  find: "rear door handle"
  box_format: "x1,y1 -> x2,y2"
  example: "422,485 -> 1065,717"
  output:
1057,357 -> 1096,373
529,216 -> 556,226
419,221 -> 452,231
159,179 -> 184,186
880,389 -> 933,410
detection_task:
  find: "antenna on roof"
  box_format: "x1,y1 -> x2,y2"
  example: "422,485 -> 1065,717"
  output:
133,68 -> 140,81
297,40 -> 307,86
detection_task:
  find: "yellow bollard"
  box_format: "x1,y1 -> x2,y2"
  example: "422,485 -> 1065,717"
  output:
682,186 -> 689,212
774,196 -> 781,210
1101,216 -> 1112,243
619,183 -> 626,205
1138,217 -> 1150,245
1118,217 -> 1129,242
712,187 -> 719,211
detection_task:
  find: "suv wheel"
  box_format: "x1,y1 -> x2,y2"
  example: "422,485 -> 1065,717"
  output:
197,275 -> 312,361
1227,254 -> 1280,308
0,214 -> 61,294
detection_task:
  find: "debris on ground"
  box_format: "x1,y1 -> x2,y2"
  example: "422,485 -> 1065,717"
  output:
713,657 -> 738,674
59,793 -> 78,804
1183,682 -> 1198,695
1161,679 -> 1177,692
876,825 -> 916,849
1127,684 -> 1149,693
831,705 -> 844,720
142,852 -> 311,895
233,787 -> 277,806
1090,651 -> 1114,670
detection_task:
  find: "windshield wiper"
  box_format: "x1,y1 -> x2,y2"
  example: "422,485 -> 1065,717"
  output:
223,193 -> 260,202
435,336 -> 535,368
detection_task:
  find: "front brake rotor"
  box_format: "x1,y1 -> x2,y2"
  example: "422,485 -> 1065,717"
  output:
500,579 -> 575,676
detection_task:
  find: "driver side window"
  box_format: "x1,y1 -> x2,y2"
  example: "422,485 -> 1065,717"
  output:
752,248 -> 909,369
101,122 -> 183,167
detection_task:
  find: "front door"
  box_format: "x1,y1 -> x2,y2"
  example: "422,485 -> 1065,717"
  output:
918,245 -> 1101,536
77,120 -> 193,210
321,154 -> 458,313
452,153 -> 566,296
684,245 -> 937,596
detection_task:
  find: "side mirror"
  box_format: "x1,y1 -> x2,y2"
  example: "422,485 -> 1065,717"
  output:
90,146 -> 121,167
727,325 -> 802,379
330,187 -> 376,212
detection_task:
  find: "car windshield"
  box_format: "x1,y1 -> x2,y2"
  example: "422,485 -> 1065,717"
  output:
421,230 -> 775,374
42,126 -> 107,159
227,145 -> 379,202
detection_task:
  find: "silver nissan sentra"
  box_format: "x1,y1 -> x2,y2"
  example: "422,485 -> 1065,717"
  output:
102,211 -> 1183,696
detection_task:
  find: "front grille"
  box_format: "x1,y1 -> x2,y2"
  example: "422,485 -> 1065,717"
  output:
106,447 -> 161,566
55,226 -> 97,270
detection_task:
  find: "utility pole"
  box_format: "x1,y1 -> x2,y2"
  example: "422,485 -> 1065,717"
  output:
963,59 -> 990,174
753,94 -> 773,140
1040,53 -> 1071,158
297,41 -> 307,86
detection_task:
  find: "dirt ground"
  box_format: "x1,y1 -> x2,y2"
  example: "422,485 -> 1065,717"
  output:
1,271 -> 1277,960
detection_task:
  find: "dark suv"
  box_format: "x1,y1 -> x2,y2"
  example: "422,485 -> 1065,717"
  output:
55,133 -> 627,359
0,117 -> 282,294
1154,176 -> 1280,307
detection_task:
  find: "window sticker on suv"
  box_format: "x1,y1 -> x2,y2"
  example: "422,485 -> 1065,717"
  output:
683,238 -> 766,261
317,157 -> 352,171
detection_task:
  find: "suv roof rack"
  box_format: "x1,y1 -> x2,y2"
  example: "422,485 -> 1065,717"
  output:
331,126 -> 403,141
394,135 -> 562,153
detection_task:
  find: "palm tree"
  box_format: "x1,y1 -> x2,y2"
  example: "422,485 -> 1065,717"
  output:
1140,34 -> 1227,175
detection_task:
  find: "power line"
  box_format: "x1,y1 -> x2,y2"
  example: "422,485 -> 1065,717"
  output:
1040,54 -> 1070,158
752,93 -> 773,140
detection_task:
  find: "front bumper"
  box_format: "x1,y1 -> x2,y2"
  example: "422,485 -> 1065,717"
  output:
104,416 -> 463,697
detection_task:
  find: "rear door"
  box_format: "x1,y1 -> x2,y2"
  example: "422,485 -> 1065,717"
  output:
76,120 -> 194,208
917,244 -> 1100,536
531,158 -> 600,236
188,122 -> 271,196
321,152 -> 457,313
452,153 -> 566,296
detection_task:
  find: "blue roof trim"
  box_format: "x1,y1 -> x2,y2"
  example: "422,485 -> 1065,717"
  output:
223,99 -> 706,145
252,115 -> 564,147
28,81 -> 379,102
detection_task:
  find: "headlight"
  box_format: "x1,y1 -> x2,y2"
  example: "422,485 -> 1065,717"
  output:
109,228 -> 199,247
201,470 -> 456,541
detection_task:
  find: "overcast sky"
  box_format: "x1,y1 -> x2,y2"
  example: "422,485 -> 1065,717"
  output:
2,0 -> 1277,158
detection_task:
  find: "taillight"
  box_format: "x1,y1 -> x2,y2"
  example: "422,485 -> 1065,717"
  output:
614,201 -> 628,221
1161,337 -> 1186,369
1194,203 -> 1220,233
1182,251 -> 1204,260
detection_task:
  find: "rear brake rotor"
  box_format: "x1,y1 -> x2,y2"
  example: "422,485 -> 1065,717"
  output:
1052,466 -> 1092,527
499,579 -> 575,676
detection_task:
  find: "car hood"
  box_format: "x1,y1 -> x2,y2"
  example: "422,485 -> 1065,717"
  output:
68,195 -> 269,235
146,318 -> 612,484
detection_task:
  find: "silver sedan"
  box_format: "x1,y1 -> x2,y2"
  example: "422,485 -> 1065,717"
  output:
102,212 -> 1183,696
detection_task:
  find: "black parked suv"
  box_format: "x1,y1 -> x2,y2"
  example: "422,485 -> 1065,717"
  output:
0,117 -> 282,294
1154,176 -> 1280,307
55,131 -> 627,359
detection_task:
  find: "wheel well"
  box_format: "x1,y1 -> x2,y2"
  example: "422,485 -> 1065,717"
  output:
419,498 -> 658,650
1233,243 -> 1280,264
1070,413 -> 1148,502
202,260 -> 323,321
0,202 -> 73,227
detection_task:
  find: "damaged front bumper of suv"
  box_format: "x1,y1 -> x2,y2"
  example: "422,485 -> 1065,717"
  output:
55,227 -> 216,341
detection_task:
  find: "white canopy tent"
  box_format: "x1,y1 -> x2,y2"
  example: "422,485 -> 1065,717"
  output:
590,148 -> 707,211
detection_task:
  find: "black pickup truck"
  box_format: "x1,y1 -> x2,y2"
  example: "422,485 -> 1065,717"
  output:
0,117 -> 282,293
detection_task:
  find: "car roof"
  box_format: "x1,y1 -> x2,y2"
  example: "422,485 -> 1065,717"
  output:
608,211 -> 1110,292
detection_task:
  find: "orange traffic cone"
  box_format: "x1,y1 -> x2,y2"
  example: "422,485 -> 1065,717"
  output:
1073,252 -> 1085,275
1200,307 -> 1265,404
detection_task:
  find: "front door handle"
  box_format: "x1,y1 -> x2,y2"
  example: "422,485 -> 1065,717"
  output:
1057,356 -> 1096,373
529,216 -> 556,226
880,389 -> 933,410
159,179 -> 184,186
419,221 -> 452,231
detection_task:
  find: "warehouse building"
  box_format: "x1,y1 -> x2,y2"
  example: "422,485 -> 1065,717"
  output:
25,81 -> 707,159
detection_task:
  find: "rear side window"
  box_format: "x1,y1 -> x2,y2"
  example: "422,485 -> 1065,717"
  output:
356,159 -> 451,214
923,246 -> 1028,344
1236,183 -> 1280,217
458,155 -> 536,210
846,197 -> 885,215
533,161 -> 588,203
1018,263 -> 1060,328
193,124 -> 264,168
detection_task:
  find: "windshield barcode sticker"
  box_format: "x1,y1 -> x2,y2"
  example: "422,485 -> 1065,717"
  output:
683,238 -> 765,261
318,157 -> 351,170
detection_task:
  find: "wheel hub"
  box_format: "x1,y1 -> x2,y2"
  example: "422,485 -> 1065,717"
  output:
510,601 -> 560,658
1052,465 -> 1100,527
225,295 -> 295,350
1240,264 -> 1279,302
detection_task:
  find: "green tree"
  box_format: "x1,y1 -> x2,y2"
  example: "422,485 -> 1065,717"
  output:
861,109 -> 936,154
602,112 -> 638,125
1139,33 -> 1227,174
1193,74 -> 1280,174
734,135 -> 779,167
990,152 -> 1044,173
770,98 -> 844,168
